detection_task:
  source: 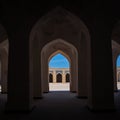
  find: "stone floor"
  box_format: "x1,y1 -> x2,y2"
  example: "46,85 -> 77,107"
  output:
0,83 -> 120,120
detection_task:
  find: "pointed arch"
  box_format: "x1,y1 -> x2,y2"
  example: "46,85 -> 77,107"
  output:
29,6 -> 91,98
66,73 -> 70,82
49,73 -> 53,83
56,73 -> 62,83
41,39 -> 78,92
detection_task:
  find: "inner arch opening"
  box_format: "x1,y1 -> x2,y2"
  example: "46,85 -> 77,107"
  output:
49,52 -> 70,91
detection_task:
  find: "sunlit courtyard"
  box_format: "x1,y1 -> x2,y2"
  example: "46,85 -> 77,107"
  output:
49,83 -> 70,91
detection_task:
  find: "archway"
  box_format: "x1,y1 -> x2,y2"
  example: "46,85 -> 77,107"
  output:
41,41 -> 77,93
56,73 -> 62,83
29,7 -> 91,98
49,73 -> 53,83
66,73 -> 70,82
49,52 -> 70,91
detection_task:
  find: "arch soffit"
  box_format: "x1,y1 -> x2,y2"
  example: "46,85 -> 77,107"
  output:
29,7 -> 90,47
41,39 -> 78,64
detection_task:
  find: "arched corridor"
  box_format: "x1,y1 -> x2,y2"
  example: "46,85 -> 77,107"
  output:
0,1 -> 119,115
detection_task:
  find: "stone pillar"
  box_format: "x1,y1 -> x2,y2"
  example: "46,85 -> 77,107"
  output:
70,53 -> 78,92
62,70 -> 66,83
88,19 -> 114,111
53,70 -> 56,83
1,50 -> 8,94
6,24 -> 33,111
33,49 -> 42,96
29,30 -> 43,97
41,49 -> 48,93
77,32 -> 90,97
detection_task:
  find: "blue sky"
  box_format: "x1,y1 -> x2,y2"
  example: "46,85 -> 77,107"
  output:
49,54 -> 120,68
49,53 -> 69,68
117,55 -> 120,67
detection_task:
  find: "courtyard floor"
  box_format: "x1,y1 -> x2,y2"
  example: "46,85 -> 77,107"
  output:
49,83 -> 70,91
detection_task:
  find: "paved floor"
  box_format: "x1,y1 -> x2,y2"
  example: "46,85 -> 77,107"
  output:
0,83 -> 120,120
